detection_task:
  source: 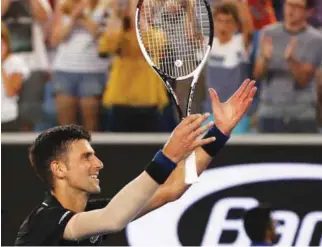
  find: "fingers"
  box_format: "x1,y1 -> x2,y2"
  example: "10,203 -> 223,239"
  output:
248,87 -> 257,99
232,78 -> 251,100
188,119 -> 215,142
175,113 -> 210,137
240,80 -> 256,102
196,136 -> 216,147
237,87 -> 258,118
181,114 -> 202,126
209,88 -> 221,108
163,113 -> 214,163
290,36 -> 296,46
186,113 -> 211,133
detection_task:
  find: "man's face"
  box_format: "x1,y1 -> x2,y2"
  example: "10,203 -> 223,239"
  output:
60,140 -> 104,194
284,0 -> 309,26
214,13 -> 237,41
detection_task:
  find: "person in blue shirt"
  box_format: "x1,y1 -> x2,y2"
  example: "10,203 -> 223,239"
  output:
243,205 -> 277,246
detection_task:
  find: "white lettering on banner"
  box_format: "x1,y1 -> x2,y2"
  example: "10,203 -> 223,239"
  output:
201,198 -> 258,246
126,163 -> 322,246
272,211 -> 299,245
296,212 -> 322,246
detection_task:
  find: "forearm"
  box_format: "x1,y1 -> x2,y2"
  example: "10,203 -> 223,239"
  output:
30,0 -> 50,22
253,57 -> 269,80
137,124 -> 229,219
135,147 -> 211,219
1,70 -> 22,96
50,17 -> 76,47
287,58 -> 314,87
1,0 -> 10,16
78,16 -> 99,36
64,172 -> 159,240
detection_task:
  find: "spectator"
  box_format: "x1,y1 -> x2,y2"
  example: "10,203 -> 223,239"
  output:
99,0 -> 169,132
34,0 -> 60,131
2,0 -> 51,131
308,0 -> 322,28
203,2 -> 251,134
317,61 -> 322,132
254,0 -> 322,133
243,205 -> 277,246
50,0 -> 109,131
1,23 -> 30,132
246,0 -> 277,30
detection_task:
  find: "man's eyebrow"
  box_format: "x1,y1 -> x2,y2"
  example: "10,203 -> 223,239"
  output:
81,151 -> 95,158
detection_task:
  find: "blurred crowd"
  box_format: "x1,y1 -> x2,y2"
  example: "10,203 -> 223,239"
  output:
1,0 -> 322,134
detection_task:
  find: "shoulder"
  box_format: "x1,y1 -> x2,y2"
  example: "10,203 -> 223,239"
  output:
15,205 -> 75,246
261,22 -> 283,34
305,26 -> 322,40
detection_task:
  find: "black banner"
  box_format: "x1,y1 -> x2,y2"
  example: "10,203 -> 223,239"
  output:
2,143 -> 322,245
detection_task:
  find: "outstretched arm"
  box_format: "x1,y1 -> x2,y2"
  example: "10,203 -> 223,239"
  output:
136,79 -> 257,218
62,114 -> 215,240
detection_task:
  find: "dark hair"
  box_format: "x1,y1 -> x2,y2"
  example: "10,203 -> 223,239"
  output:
29,125 -> 91,188
306,0 -> 316,9
213,2 -> 241,28
285,0 -> 316,9
243,205 -> 272,242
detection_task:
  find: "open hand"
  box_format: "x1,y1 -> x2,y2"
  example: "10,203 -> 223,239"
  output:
284,37 -> 296,61
209,79 -> 257,135
260,35 -> 273,61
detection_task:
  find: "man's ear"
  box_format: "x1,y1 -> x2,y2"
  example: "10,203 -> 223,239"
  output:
50,161 -> 68,179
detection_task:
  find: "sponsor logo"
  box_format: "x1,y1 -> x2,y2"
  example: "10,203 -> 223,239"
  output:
59,211 -> 72,225
126,163 -> 322,246
90,235 -> 100,244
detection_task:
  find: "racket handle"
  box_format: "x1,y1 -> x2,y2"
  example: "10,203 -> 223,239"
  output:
184,151 -> 199,184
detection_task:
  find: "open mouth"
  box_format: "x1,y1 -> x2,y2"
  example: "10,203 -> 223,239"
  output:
90,175 -> 99,182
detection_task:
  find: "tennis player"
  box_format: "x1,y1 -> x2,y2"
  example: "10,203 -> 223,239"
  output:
15,79 -> 256,245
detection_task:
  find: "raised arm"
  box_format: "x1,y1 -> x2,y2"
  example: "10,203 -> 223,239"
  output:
253,34 -> 273,80
49,1 -> 85,48
136,79 -> 257,218
62,114 -> 216,240
30,0 -> 51,23
284,37 -> 316,88
1,0 -> 10,16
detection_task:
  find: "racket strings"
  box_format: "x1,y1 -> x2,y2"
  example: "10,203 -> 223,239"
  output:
138,0 -> 211,78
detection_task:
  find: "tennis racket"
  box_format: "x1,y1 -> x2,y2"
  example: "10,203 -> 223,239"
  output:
135,0 -> 214,184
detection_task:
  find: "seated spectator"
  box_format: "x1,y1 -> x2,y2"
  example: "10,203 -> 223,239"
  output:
2,0 -> 51,131
203,2 -> 251,134
254,0 -> 322,133
1,23 -> 30,132
50,0 -> 109,131
99,0 -> 169,132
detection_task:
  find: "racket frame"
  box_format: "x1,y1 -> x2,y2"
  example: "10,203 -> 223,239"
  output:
135,0 -> 214,120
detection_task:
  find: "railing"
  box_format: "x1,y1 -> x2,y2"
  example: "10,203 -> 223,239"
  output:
2,133 -> 322,145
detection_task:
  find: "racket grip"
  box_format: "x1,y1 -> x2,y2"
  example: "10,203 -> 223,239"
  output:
184,151 -> 199,184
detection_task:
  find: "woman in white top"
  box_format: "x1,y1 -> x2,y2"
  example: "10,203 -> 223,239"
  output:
50,0 -> 110,131
1,23 -> 30,132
